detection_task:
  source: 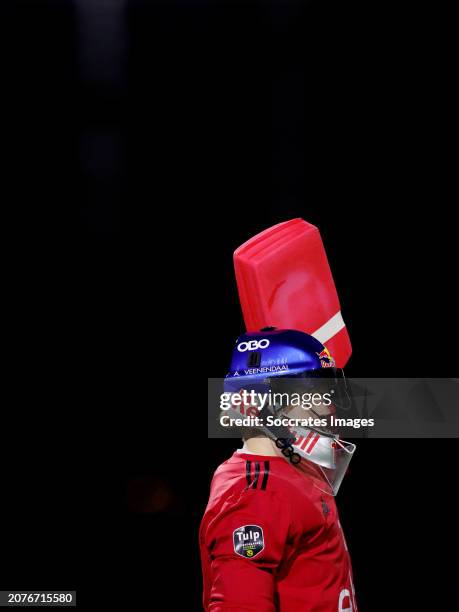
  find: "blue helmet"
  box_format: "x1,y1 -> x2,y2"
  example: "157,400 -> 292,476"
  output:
224,327 -> 336,393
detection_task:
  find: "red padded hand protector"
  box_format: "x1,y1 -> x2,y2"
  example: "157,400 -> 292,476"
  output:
234,218 -> 352,367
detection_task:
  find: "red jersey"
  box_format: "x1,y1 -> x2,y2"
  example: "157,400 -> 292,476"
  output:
199,451 -> 357,612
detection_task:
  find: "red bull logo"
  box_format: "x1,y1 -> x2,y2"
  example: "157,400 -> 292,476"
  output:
317,347 -> 335,368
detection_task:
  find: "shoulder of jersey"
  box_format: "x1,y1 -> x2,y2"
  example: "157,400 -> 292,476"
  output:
219,454 -> 312,497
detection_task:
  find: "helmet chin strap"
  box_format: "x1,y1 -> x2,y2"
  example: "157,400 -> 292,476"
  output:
273,438 -> 302,464
255,403 -> 309,465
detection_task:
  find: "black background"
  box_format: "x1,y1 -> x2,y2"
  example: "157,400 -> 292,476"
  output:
1,0 -> 458,610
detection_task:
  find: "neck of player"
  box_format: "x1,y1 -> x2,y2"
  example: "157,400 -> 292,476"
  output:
242,437 -> 283,457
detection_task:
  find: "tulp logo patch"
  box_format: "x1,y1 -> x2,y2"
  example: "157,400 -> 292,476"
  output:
233,525 -> 264,559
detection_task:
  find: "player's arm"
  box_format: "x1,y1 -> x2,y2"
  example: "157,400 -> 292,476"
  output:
204,488 -> 290,612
